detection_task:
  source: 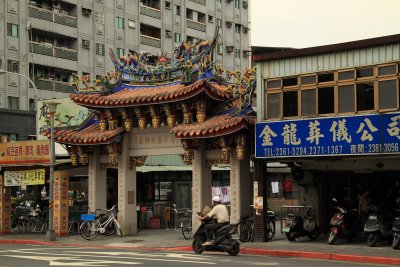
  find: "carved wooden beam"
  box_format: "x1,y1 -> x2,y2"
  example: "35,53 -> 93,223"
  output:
149,105 -> 161,129
164,104 -> 176,128
134,107 -> 146,130
129,156 -> 147,168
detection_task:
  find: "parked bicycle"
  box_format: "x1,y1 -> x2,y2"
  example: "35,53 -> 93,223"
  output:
238,210 -> 275,242
180,210 -> 192,239
80,204 -> 122,240
137,210 -> 143,233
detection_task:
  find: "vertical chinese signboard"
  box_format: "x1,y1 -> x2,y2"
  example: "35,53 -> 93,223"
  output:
256,113 -> 400,158
0,175 -> 11,234
53,171 -> 69,237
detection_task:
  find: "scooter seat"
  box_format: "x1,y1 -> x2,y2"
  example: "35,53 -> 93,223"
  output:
216,223 -> 232,233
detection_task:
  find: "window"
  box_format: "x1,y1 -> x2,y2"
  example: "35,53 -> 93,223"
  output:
235,24 -> 241,34
301,89 -> 316,116
378,65 -> 397,76
208,15 -> 213,23
338,85 -> 355,113
165,1 -> 171,9
187,36 -> 194,44
165,30 -> 172,38
318,73 -> 334,83
378,80 -> 397,110
357,68 -> 373,78
116,17 -> 124,29
234,0 -> 240,8
7,60 -> 19,73
29,99 -> 35,111
338,70 -> 355,81
282,77 -> 297,87
173,4 -> 180,16
117,48 -> 124,58
186,9 -> 193,20
174,32 -> 181,43
283,91 -> 298,117
198,12 -> 206,24
356,82 -> 374,111
96,43 -> 105,56
128,20 -> 136,29
216,18 -> 222,28
154,182 -> 172,201
7,23 -> 19,37
267,93 -> 281,119
266,79 -> 281,89
318,87 -> 334,114
301,75 -> 316,85
235,49 -> 240,58
8,96 -> 19,110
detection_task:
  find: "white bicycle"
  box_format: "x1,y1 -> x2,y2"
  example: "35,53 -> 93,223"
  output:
80,204 -> 122,240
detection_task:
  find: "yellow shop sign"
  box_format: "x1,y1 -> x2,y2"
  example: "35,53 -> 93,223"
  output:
0,140 -> 50,165
4,169 -> 45,186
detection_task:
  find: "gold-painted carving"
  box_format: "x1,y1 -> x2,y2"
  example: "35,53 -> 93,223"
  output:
129,156 -> 147,168
196,111 -> 206,123
109,119 -> 118,130
206,159 -> 230,166
100,163 -> 118,169
71,153 -> 78,166
167,115 -> 176,128
138,118 -> 147,130
180,151 -> 193,165
183,112 -> 193,124
222,147 -> 231,160
124,119 -> 133,131
108,153 -> 119,164
79,153 -> 88,165
152,117 -> 161,128
236,146 -> 246,160
99,119 -> 107,131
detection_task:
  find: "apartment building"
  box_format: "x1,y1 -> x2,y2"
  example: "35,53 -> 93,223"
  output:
0,0 -> 250,141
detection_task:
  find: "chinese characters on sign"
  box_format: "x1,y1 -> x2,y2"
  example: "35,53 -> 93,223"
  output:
255,113 -> 400,158
4,169 -> 45,186
0,140 -> 50,165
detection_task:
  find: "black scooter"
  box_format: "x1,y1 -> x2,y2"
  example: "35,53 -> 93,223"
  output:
192,219 -> 240,256
392,208 -> 400,249
282,206 -> 320,241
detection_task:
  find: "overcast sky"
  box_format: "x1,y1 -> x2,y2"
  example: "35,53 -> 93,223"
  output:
250,0 -> 400,48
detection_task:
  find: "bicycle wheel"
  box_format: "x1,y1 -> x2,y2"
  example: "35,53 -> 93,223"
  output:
114,219 -> 123,237
102,222 -> 116,236
181,218 -> 192,240
265,220 -> 275,241
80,221 -> 99,240
238,221 -> 250,242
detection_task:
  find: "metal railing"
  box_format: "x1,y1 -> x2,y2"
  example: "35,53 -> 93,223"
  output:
186,19 -> 206,32
140,5 -> 161,19
29,41 -> 77,61
140,35 -> 161,48
32,78 -> 73,93
28,5 -> 77,28
189,0 -> 206,5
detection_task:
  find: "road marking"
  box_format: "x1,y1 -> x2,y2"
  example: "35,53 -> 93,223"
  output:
0,249 -> 216,265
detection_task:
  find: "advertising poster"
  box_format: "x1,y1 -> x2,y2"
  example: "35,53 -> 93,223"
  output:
0,140 -> 50,165
4,169 -> 45,186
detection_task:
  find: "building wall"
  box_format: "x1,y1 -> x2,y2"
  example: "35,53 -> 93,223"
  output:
0,0 -> 250,140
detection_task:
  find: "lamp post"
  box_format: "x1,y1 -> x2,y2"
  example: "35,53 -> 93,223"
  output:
44,100 -> 60,241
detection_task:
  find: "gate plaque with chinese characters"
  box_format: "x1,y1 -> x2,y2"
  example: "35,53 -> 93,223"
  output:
255,113 -> 400,158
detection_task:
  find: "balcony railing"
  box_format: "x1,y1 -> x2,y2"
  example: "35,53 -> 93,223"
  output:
186,19 -> 206,32
29,41 -> 78,61
28,5 -> 77,28
140,35 -> 161,48
140,5 -> 161,19
189,0 -> 206,5
31,78 -> 73,93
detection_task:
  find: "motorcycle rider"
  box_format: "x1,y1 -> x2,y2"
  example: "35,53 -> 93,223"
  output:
200,195 -> 229,246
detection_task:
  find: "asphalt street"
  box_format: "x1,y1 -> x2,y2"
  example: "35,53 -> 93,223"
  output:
0,244 -> 393,267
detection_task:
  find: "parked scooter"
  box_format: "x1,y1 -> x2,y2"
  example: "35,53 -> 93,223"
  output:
364,205 -> 393,247
282,206 -> 320,241
392,207 -> 400,249
328,198 -> 359,245
192,218 -> 240,256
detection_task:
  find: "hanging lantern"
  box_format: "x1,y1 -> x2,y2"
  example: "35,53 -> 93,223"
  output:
167,115 -> 176,128
124,119 -> 133,131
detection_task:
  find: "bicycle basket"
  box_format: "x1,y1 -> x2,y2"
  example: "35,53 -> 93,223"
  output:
81,214 -> 95,221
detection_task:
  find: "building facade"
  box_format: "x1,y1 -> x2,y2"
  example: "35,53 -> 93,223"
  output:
0,0 -> 250,141
253,34 -> 400,233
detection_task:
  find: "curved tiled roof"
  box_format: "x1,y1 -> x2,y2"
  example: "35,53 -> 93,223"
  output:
70,79 -> 231,108
171,114 -> 256,139
54,124 -> 124,145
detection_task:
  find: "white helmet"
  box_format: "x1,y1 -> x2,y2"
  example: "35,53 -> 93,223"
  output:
212,196 -> 221,203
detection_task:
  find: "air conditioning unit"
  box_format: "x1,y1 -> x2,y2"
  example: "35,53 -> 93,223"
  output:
226,21 -> 232,28
82,8 -> 92,16
226,46 -> 234,53
82,40 -> 90,49
165,30 -> 172,38
242,50 -> 251,57
242,26 -> 249,33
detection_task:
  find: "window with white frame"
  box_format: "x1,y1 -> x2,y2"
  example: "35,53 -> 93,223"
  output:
116,17 -> 124,29
174,32 -> 181,43
7,23 -> 19,37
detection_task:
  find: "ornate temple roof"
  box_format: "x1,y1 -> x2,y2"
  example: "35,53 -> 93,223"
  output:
171,113 -> 256,139
69,79 -> 231,108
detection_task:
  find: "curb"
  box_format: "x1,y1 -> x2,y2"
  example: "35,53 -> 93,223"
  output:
1,239 -> 400,266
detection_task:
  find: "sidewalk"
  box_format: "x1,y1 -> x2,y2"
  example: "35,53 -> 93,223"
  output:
0,229 -> 399,266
